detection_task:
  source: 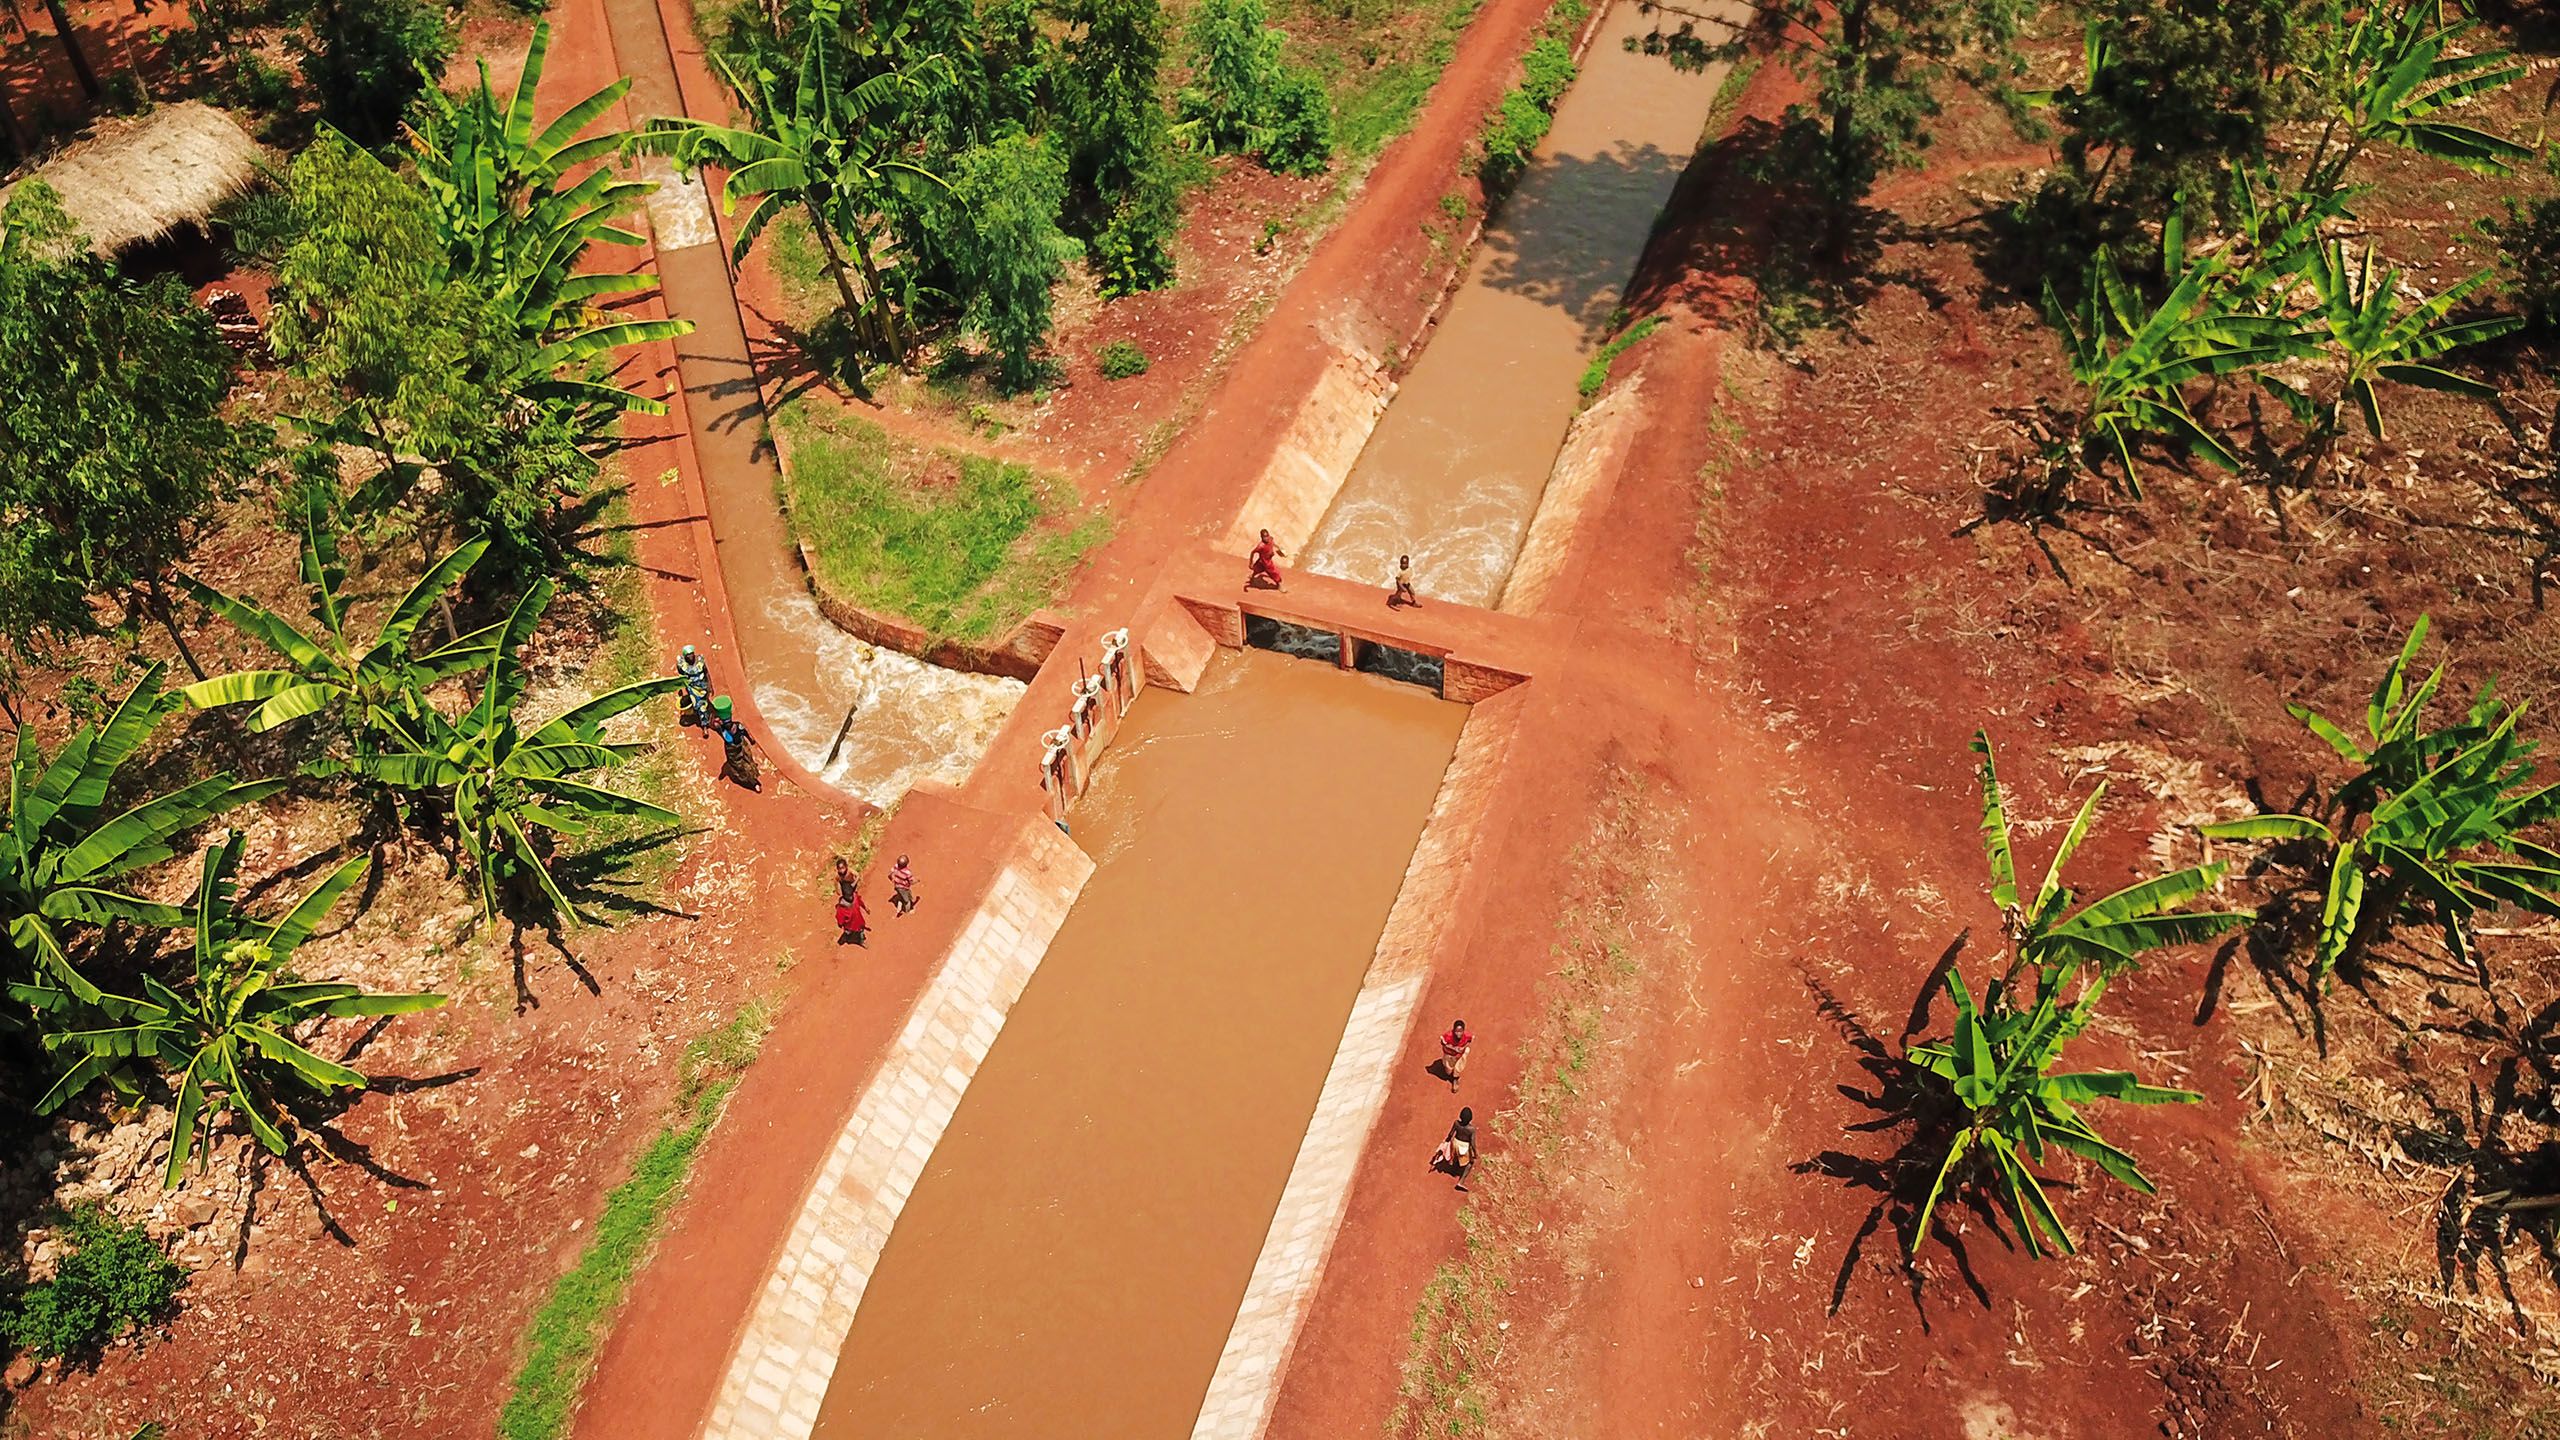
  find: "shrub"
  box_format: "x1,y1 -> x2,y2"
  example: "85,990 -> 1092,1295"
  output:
1098,339 -> 1149,379
1259,69 -> 1335,177
2489,150 -> 2560,330
1478,88 -> 1553,192
1093,155 -> 1181,298
3,1208 -> 183,1360
1519,37 -> 1576,109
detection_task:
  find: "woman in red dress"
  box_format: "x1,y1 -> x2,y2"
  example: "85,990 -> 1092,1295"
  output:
834,857 -> 869,946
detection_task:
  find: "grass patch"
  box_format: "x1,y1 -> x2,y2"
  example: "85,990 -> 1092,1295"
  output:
497,998 -> 776,1440
1280,0 -> 1489,166
1387,771 -> 1674,1438
776,400 -> 1111,643
1576,314 -> 1664,399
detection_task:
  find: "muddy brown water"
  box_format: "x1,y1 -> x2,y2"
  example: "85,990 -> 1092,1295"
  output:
811,650 -> 1464,1438
1301,0 -> 1727,605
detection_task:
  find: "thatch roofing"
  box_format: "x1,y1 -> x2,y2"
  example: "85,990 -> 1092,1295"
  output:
8,102 -> 268,253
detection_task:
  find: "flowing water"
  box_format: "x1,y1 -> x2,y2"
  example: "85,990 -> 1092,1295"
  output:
812,651 -> 1465,1438
1300,0 -> 1726,605
649,243 -> 1026,807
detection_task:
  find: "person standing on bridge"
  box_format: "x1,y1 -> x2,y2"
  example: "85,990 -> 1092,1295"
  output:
834,856 -> 869,946
1389,554 -> 1421,610
1247,528 -> 1286,590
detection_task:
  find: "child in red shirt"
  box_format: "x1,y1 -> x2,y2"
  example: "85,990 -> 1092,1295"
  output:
1438,1018 -> 1472,1092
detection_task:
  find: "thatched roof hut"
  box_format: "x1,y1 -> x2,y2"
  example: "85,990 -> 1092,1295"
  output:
6,102 -> 268,253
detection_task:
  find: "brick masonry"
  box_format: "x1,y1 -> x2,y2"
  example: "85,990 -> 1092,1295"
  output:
698,814 -> 1092,1440
1187,681 -> 1532,1440
1216,346 -> 1397,556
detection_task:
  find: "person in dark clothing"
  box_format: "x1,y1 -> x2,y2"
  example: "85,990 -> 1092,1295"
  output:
708,695 -> 765,791
1430,1106 -> 1477,1180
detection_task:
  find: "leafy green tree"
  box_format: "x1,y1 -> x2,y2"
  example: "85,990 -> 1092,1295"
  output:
643,8 -> 948,371
0,183 -> 270,672
944,133 -> 1079,390
1905,732 -> 2246,1256
2262,242 -> 2519,483
2296,0 -> 2528,196
2046,0 -> 2315,221
15,831 -> 444,1186
1179,0 -> 1331,175
269,134 -> 519,484
2203,617 -> 2560,986
2,665 -> 280,1003
176,502 -> 498,747
341,580 -> 680,924
295,0 -> 453,149
1710,0 -> 2030,255
1061,0 -> 1182,293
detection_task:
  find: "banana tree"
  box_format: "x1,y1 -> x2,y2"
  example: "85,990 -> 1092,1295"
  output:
4,666 -> 280,1002
1973,730 -> 2251,987
2261,242 -> 2521,485
409,20 -> 693,415
177,501 -> 498,747
2203,618 -> 2560,985
2300,1 -> 2529,196
639,3 -> 948,369
1908,963 -> 2200,1257
338,579 -> 681,924
12,831 -> 444,1187
2043,250 -> 2311,500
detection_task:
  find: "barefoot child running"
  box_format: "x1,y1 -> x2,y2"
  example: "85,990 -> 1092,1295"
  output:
1437,1018 -> 1472,1091
889,854 -> 918,916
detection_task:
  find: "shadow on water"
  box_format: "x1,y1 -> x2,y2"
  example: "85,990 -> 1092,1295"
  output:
1470,138 -> 1714,341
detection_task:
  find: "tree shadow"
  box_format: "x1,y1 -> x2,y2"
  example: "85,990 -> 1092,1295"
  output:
1791,944 -> 2005,1329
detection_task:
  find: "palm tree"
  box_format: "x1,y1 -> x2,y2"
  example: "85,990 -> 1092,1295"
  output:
13,831 -> 444,1187
2203,618 -> 2560,986
409,20 -> 694,416
3,665 -> 280,1004
340,579 -> 680,924
2266,242 -> 2521,485
2299,1 -> 2529,196
640,1 -> 948,370
177,501 -> 498,748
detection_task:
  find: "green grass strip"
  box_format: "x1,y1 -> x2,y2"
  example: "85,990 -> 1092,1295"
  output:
1578,315 -> 1664,399
497,1001 -> 774,1440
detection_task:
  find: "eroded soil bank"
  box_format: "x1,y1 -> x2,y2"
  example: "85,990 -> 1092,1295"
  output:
811,649 -> 1463,1437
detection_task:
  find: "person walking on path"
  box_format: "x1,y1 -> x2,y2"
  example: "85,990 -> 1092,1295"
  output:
1436,1018 -> 1472,1091
889,854 -> 918,916
834,857 -> 869,945
1246,529 -> 1286,590
675,644 -> 711,727
1388,555 -> 1421,609
708,695 -> 766,792
1430,1107 -> 1477,1183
